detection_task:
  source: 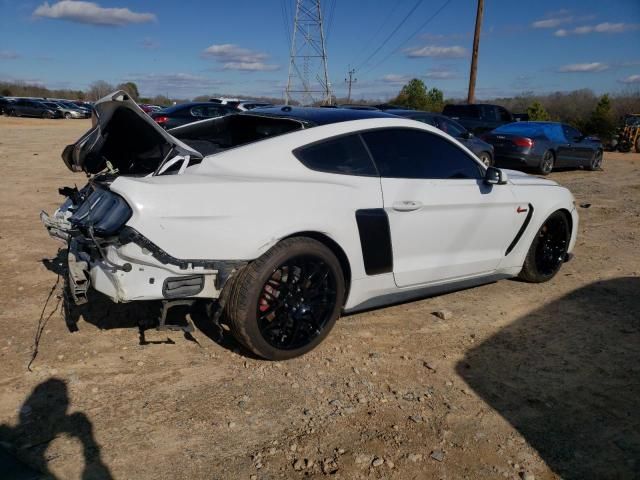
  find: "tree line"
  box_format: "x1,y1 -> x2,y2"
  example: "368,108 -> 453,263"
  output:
2,77 -> 638,140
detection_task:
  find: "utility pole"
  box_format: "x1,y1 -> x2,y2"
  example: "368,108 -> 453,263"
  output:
285,0 -> 332,105
345,67 -> 357,103
467,0 -> 484,104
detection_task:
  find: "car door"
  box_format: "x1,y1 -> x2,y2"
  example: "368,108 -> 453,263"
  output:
562,124 -> 592,165
361,128 -> 522,288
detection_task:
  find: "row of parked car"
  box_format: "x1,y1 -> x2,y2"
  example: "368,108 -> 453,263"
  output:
0,96 -> 93,119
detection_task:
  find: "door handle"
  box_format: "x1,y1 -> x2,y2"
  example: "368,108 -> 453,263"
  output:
392,200 -> 422,212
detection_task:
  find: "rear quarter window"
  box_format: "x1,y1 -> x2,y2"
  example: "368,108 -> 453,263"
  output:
293,134 -> 377,176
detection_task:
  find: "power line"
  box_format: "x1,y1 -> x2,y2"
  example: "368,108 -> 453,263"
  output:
349,0 -> 403,67
360,0 -> 454,76
354,0 -> 425,71
325,0 -> 337,43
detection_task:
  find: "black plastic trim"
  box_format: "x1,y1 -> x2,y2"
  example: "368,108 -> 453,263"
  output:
355,209 -> 393,275
162,275 -> 204,299
118,226 -> 246,288
505,203 -> 534,255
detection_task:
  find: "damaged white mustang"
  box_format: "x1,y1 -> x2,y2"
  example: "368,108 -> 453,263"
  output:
42,91 -> 578,360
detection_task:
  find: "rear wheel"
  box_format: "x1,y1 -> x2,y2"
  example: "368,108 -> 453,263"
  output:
41,111 -> 52,119
223,237 -> 345,360
64,112 -> 72,119
635,136 -> 640,153
478,151 -> 493,167
586,150 -> 603,171
538,150 -> 555,175
518,211 -> 570,283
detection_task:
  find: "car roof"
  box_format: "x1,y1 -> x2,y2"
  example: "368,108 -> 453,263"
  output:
248,106 -> 398,125
385,109 -> 440,117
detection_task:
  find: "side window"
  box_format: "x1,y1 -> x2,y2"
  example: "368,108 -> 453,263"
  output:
190,106 -> 206,117
438,118 -> 466,137
497,107 -> 511,122
481,106 -> 499,121
563,125 -> 582,142
294,134 -> 377,176
362,128 -> 482,180
204,106 -> 223,117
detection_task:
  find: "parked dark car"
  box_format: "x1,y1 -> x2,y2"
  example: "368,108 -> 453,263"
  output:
386,109 -> 495,166
482,122 -> 603,175
150,102 -> 239,129
442,103 -> 515,135
6,99 -> 62,118
0,96 -> 13,115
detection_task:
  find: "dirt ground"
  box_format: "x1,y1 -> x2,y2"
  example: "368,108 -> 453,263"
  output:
0,116 -> 638,480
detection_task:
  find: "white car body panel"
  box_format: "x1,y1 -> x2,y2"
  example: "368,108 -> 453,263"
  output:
44,95 -> 578,311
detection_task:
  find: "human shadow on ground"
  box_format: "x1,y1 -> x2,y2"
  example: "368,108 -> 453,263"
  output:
457,277 -> 640,480
0,378 -> 113,479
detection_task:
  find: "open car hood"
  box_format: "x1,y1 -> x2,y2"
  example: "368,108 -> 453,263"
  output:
62,90 -> 201,175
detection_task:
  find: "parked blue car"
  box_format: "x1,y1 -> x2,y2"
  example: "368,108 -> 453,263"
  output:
482,122 -> 603,175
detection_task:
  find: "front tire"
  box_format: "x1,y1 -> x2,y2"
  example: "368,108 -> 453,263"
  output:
538,150 -> 555,175
635,136 -> 640,154
64,112 -> 72,119
223,237 -> 345,360
478,151 -> 493,167
518,211 -> 570,283
586,150 -> 603,171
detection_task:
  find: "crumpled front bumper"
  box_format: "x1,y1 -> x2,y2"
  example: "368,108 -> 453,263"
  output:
41,207 -> 239,304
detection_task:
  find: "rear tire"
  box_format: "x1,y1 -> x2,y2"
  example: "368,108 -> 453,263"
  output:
538,150 -> 554,175
41,111 -> 52,119
223,237 -> 345,360
64,112 -> 72,119
518,211 -> 570,283
635,137 -> 640,154
586,150 -> 603,171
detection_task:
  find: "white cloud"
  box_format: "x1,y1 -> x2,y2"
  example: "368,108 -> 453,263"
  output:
424,70 -> 455,79
620,74 -> 640,84
0,50 -> 19,60
554,22 -> 640,36
202,44 -> 279,72
381,74 -> 412,84
33,1 -> 156,26
127,73 -> 225,95
558,62 -> 609,73
532,17 -> 573,29
404,45 -> 467,58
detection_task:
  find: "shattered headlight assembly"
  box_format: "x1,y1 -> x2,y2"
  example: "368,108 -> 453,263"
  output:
70,188 -> 132,236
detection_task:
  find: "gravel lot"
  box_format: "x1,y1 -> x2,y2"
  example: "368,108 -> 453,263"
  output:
0,116 -> 639,480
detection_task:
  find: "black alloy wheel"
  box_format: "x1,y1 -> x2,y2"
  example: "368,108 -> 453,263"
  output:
534,214 -> 569,277
587,150 -> 603,171
478,152 -> 493,167
539,151 -> 554,175
257,255 -> 337,350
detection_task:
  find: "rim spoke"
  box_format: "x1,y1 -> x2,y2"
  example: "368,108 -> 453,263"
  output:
256,254 -> 337,350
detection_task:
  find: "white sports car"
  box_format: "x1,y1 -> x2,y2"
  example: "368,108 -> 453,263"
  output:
42,91 -> 578,360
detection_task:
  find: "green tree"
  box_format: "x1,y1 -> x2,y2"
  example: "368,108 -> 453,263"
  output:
426,87 -> 444,112
117,81 -> 140,100
393,78 -> 430,110
527,101 -> 550,121
585,94 -> 616,141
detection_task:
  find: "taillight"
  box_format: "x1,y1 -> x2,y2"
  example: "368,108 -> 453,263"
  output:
512,137 -> 534,148
154,115 -> 169,124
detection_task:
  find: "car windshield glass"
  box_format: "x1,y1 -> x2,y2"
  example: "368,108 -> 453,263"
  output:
494,123 -> 543,136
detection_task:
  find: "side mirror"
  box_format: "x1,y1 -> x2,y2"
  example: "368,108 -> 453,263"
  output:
485,166 -> 508,185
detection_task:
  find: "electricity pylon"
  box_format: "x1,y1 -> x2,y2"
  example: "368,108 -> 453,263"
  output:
285,0 -> 332,105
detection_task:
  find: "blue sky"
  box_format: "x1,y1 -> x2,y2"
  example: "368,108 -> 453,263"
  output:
1,0 -> 639,101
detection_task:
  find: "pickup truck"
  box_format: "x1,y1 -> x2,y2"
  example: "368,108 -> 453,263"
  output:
442,103 -> 519,135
